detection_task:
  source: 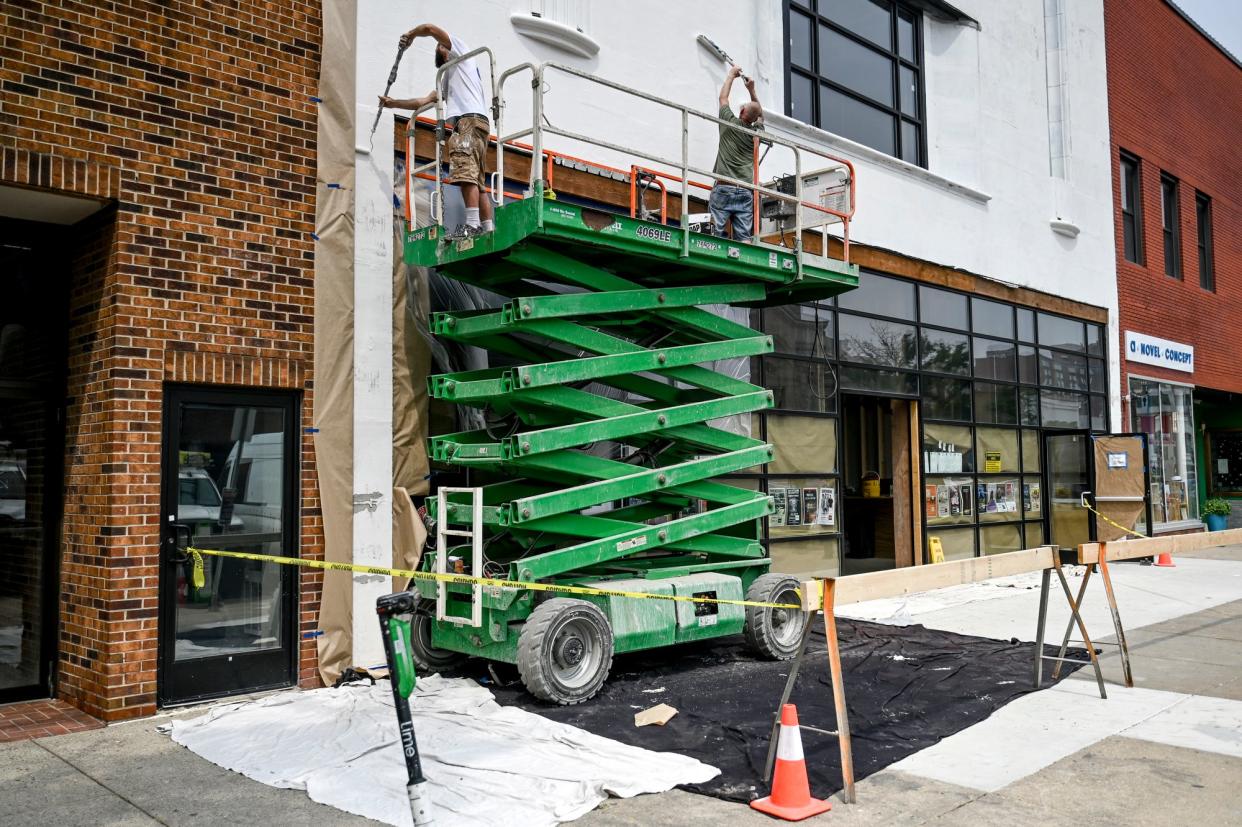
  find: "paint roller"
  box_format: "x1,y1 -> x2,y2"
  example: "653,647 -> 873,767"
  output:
697,34 -> 751,83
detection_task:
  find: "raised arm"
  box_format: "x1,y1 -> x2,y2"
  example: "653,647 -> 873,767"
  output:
744,75 -> 760,106
718,64 -> 742,108
399,23 -> 451,50
379,90 -> 438,111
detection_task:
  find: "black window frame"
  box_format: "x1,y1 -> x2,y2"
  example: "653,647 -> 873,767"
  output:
1196,190 -> 1215,292
784,0 -> 927,167
1160,171 -> 1182,279
751,269 -> 1109,568
1119,150 -> 1144,265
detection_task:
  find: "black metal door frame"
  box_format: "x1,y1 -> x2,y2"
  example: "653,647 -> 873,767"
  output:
156,383 -> 300,705
1042,430 -> 1153,550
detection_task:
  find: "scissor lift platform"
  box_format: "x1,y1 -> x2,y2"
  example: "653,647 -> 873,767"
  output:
404,196 -> 857,703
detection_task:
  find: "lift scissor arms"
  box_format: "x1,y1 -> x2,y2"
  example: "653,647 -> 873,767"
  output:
453,321 -> 763,398
432,284 -> 765,338
428,336 -> 774,402
429,466 -> 760,521
509,497 -> 772,581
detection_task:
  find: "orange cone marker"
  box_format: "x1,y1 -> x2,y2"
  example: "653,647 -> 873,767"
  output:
751,704 -> 832,821
1154,551 -> 1175,567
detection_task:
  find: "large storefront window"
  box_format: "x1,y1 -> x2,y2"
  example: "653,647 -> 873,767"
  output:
748,270 -> 1108,572
1129,378 -> 1198,528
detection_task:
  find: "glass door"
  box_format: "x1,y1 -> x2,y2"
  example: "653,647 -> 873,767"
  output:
1044,431 -> 1092,550
158,386 -> 299,704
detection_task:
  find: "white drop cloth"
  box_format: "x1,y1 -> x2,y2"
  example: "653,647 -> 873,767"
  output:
169,675 -> 718,826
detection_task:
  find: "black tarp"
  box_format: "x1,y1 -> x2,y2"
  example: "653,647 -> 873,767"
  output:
470,619 -> 1086,802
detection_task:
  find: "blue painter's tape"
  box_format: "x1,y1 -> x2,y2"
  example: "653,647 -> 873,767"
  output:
302,630 -> 324,639
304,427 -> 320,434
310,96 -> 323,103
311,232 -> 320,240
327,183 -> 342,189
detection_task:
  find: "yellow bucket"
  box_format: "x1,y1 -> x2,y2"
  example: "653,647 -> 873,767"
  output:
862,479 -> 880,498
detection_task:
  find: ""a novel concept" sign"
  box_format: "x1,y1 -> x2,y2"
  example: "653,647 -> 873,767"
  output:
1125,331 -> 1194,373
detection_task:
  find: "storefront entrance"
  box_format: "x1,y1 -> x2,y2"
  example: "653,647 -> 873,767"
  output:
839,394 -> 919,574
0,219 -> 67,703
158,386 -> 300,705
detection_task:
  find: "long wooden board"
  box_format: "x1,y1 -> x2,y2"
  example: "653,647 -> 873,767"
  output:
825,530 -> 1242,607
1079,528 -> 1242,564
832,546 -> 1056,606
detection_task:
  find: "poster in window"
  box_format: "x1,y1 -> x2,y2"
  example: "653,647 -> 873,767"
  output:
786,487 -> 802,526
817,487 -> 835,526
986,484 -> 997,513
948,485 -> 961,515
1029,482 -> 1041,513
1023,483 -> 1032,514
803,488 -> 818,525
977,483 -> 988,514
985,451 -> 1002,473
959,483 -> 973,516
771,487 -> 787,527
1004,482 -> 1016,513
925,484 -> 938,519
937,486 -> 950,517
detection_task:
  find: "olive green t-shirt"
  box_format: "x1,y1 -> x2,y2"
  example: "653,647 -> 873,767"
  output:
713,103 -> 763,184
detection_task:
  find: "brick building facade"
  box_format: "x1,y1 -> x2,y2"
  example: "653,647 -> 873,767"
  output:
1105,0 -> 1242,530
1,1 -> 323,718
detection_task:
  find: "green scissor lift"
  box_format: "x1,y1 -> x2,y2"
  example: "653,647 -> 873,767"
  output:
403,195 -> 857,703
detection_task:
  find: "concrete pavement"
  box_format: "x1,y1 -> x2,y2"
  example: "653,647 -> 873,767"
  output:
3,546 -> 1240,826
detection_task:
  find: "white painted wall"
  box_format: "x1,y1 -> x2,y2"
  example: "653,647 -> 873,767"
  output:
349,0 -> 407,669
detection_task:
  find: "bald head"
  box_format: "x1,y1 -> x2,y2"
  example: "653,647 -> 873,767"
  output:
740,101 -> 763,125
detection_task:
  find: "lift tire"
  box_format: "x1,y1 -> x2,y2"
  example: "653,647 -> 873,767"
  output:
517,598 -> 614,705
744,573 -> 806,660
409,597 -> 468,673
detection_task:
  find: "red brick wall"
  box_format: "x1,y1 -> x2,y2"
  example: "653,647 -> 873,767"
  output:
1105,0 -> 1242,407
1,1 -> 322,719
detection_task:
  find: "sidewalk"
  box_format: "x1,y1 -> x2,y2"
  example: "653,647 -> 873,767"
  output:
4,546 -> 1240,826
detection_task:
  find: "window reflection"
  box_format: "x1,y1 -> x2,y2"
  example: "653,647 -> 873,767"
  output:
839,313 -> 916,368
174,403 -> 288,662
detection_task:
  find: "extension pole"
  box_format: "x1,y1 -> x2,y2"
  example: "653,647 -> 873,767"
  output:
370,42 -> 410,139
377,591 -> 434,826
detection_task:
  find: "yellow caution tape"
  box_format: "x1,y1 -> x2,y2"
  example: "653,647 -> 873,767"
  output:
186,546 -> 803,610
1079,500 -> 1150,540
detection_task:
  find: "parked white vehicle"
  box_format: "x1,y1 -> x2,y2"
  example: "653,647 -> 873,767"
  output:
178,468 -> 243,530
218,432 -> 284,537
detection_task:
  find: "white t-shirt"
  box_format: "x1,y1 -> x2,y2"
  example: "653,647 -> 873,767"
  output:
443,35 -> 487,119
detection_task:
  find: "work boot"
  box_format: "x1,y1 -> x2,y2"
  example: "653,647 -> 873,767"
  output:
445,224 -> 485,241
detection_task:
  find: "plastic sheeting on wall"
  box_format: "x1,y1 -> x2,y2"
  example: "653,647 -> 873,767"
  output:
313,0 -> 358,686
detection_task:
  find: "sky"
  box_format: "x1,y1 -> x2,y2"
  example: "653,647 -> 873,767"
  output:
1170,0 -> 1242,61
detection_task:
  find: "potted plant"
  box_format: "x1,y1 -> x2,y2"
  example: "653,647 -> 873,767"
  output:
1202,498 -> 1231,532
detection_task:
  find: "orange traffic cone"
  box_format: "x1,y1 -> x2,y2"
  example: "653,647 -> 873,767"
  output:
751,704 -> 831,821
1154,551 -> 1175,567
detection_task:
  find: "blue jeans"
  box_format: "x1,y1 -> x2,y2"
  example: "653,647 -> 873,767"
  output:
709,185 -> 755,242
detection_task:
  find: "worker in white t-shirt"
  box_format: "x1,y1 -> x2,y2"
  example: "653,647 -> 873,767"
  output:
380,24 -> 494,240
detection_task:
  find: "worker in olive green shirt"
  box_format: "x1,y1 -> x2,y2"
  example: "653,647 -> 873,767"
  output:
710,64 -> 764,242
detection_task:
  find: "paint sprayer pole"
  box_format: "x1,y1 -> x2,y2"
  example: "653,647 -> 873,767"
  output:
377,591 -> 434,826
370,41 -> 410,141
